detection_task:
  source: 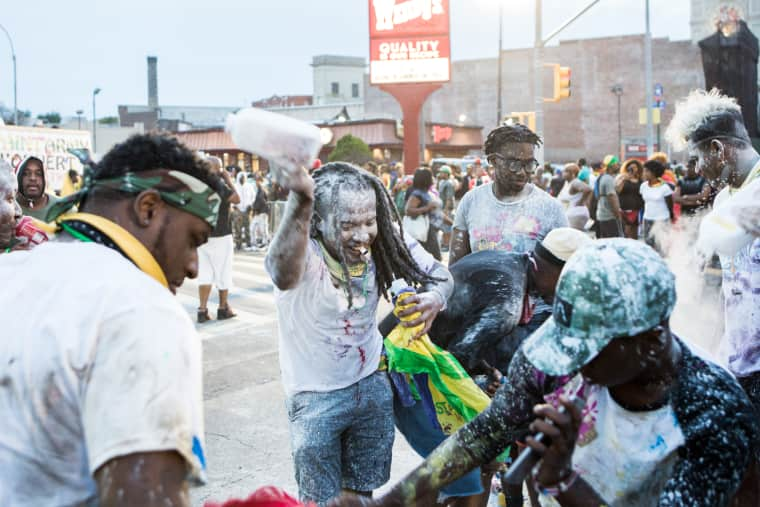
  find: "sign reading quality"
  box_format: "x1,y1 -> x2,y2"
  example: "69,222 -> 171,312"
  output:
369,0 -> 451,85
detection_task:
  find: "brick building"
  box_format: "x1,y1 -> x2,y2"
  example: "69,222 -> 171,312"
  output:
364,34 -> 705,162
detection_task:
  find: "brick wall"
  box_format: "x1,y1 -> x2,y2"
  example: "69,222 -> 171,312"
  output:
365,34 -> 705,163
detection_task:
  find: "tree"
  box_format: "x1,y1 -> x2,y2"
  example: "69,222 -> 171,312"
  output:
98,116 -> 118,125
328,134 -> 372,166
37,112 -> 61,125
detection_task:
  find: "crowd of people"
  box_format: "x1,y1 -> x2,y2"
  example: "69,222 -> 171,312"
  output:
0,87 -> 758,507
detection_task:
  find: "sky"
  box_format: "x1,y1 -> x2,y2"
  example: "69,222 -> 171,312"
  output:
2,0 -> 691,120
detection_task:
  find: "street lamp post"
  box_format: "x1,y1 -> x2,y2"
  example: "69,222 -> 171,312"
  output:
496,2 -> 504,125
92,88 -> 101,153
76,109 -> 84,130
611,85 -> 624,161
0,24 -> 18,126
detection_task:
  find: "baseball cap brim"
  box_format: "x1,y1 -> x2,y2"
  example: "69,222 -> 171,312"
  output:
522,317 -> 611,376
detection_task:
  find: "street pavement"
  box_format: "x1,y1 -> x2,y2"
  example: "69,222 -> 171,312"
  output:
175,251 -> 420,506
176,242 -> 724,506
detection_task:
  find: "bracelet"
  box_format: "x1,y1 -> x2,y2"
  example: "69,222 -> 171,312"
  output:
532,469 -> 579,497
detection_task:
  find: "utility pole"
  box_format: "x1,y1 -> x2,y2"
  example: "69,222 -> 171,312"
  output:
496,2 -> 504,125
534,0 -> 544,163
644,0 -> 655,157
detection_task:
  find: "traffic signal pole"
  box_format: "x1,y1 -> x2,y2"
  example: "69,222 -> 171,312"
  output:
533,0 -> 601,163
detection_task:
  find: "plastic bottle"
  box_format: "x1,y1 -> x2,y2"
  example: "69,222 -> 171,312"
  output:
225,108 -> 322,181
697,177 -> 760,257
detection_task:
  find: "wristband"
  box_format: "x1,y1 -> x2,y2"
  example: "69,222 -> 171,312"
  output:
532,469 -> 579,497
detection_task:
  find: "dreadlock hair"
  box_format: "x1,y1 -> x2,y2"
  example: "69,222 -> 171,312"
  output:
87,134 -> 224,204
484,123 -> 543,156
310,162 -> 440,308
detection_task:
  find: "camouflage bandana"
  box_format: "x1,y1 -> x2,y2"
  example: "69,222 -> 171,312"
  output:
522,239 -> 677,376
45,168 -> 221,227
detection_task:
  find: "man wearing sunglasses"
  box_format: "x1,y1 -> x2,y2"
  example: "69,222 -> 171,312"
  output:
449,123 -> 567,266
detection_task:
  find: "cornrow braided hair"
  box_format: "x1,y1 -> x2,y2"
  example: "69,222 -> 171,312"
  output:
484,123 -> 543,155
310,162 -> 440,308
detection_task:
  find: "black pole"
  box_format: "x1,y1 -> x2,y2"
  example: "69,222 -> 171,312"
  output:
657,122 -> 661,152
617,94 -> 622,159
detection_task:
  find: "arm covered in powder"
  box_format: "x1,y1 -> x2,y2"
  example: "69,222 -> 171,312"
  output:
265,168 -> 314,290
376,349 -> 548,507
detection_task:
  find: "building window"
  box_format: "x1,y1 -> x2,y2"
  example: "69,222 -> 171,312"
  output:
352,83 -> 360,98
331,82 -> 339,96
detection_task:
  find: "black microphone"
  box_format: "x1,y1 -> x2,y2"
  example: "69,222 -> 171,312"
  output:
503,396 -> 585,485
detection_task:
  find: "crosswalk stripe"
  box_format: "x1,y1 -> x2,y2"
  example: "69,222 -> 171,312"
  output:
171,252 -> 280,340
174,291 -> 278,341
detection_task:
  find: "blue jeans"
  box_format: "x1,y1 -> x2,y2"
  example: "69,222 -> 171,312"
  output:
286,371 -> 394,506
393,393 -> 484,498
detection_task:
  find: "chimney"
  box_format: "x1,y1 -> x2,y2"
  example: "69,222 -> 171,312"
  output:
147,56 -> 158,110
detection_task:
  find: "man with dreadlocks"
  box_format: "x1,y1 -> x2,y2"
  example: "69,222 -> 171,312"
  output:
266,161 -> 453,506
449,123 -> 567,266
0,134 -> 225,506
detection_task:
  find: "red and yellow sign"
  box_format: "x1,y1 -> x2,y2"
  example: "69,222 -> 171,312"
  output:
369,0 -> 451,85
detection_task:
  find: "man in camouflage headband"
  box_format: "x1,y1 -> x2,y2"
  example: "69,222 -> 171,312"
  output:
336,239 -> 759,507
0,134 -> 224,506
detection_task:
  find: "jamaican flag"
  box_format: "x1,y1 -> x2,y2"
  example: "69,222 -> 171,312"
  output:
384,290 -> 491,435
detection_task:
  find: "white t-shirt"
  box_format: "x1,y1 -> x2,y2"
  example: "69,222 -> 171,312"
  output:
640,182 -> 673,221
540,375 -> 685,507
714,186 -> 760,377
453,183 -> 568,254
270,237 -> 438,397
0,241 -> 206,505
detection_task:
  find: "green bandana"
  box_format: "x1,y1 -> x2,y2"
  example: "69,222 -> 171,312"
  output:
44,148 -> 222,226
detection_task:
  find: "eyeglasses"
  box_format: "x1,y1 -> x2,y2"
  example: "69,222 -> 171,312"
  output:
487,153 -> 539,173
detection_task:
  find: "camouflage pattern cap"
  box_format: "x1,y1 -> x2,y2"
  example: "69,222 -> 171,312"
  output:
523,239 -> 677,376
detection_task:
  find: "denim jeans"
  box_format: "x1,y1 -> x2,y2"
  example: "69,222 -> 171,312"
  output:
286,370 -> 394,506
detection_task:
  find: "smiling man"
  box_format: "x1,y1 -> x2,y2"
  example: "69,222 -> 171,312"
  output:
0,134 -> 224,506
449,123 -> 567,266
266,161 -> 453,506
335,240 -> 759,507
15,156 -> 61,222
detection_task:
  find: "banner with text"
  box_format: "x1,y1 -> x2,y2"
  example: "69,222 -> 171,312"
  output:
369,0 -> 451,85
0,126 -> 92,193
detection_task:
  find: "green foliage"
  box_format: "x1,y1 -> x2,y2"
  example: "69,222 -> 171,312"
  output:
98,116 -> 118,125
37,111 -> 61,124
328,134 -> 372,165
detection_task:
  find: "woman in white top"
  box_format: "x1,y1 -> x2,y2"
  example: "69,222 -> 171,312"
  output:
640,159 -> 674,255
557,163 -> 593,231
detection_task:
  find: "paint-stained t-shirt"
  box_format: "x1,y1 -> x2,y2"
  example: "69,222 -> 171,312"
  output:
453,183 -> 567,254
270,236 -> 439,397
0,241 -> 206,505
458,340 -> 758,507
715,186 -> 760,378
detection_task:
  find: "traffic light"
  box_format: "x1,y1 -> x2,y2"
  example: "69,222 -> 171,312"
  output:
556,66 -> 571,100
